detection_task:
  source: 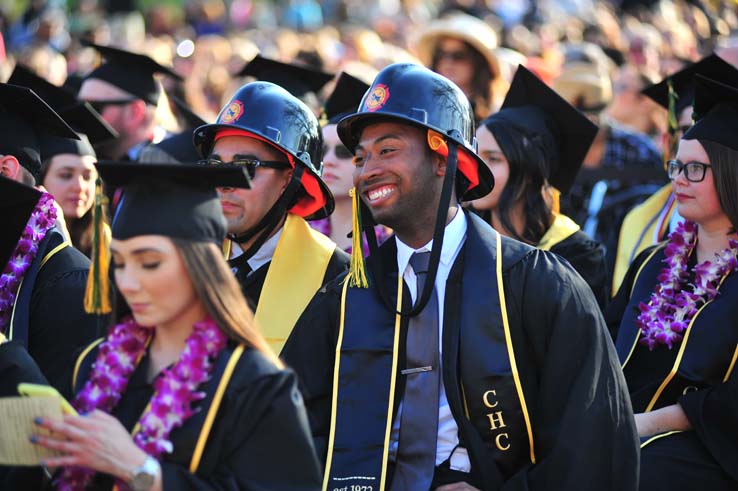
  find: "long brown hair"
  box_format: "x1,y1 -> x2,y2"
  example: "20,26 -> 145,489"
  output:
700,139 -> 738,234
171,238 -> 283,368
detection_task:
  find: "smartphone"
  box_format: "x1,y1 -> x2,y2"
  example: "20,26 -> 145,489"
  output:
17,383 -> 78,416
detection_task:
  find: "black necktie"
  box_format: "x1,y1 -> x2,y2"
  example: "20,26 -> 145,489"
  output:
391,251 -> 440,491
230,254 -> 252,284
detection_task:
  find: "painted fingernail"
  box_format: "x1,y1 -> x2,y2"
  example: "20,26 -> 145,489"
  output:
29,435 -> 38,444
34,417 -> 43,425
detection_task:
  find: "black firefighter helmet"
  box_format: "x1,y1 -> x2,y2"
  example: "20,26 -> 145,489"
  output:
337,63 -> 494,201
193,81 -> 333,220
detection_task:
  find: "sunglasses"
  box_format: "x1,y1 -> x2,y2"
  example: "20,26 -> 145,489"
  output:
199,157 -> 291,179
667,159 -> 711,183
85,98 -> 138,113
434,49 -> 472,63
323,143 -> 353,160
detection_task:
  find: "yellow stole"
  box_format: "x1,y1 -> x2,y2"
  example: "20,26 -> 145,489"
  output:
0,332 -> 6,343
253,214 -> 336,354
537,213 -> 580,251
612,184 -> 675,295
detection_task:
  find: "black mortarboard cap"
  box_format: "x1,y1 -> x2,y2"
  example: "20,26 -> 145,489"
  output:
0,83 -> 79,180
138,132 -> 201,164
40,133 -> 96,162
322,72 -> 370,124
0,176 -> 43,271
83,41 -> 183,106
8,64 -> 118,145
642,54 -> 738,114
236,55 -> 334,99
137,97 -> 205,164
98,161 -> 250,244
487,65 -> 598,194
683,75 -> 738,152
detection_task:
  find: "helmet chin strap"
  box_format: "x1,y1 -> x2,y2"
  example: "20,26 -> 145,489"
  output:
365,138 -> 459,317
227,166 -> 304,261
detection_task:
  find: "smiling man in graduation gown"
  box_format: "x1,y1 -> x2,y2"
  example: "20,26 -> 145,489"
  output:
194,81 -> 349,355
283,63 -> 639,491
0,83 -> 101,398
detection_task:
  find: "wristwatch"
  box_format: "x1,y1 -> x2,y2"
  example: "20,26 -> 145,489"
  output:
128,455 -> 160,491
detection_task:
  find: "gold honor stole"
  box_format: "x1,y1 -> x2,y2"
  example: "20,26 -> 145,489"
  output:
537,213 -> 580,252
255,214 -> 336,355
612,184 -> 676,294
323,230 -> 534,491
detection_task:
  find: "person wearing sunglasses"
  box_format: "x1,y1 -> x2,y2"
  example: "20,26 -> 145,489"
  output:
606,75 -> 738,490
193,81 -> 349,357
77,43 -> 182,161
310,73 -> 391,254
413,12 -> 505,124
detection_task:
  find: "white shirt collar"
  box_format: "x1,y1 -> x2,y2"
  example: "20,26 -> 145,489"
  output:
396,207 -> 467,275
230,225 -> 284,272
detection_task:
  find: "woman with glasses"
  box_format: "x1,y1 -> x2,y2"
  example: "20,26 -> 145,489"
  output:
18,163 -> 321,491
606,75 -> 738,490
413,12 -> 504,123
309,73 -> 390,254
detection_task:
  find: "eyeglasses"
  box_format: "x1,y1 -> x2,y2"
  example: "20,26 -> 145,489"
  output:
667,159 -> 711,183
85,98 -> 138,113
322,143 -> 353,160
434,49 -> 472,63
199,157 -> 291,179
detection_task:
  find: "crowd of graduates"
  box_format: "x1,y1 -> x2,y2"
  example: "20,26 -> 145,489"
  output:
2,0 -> 738,490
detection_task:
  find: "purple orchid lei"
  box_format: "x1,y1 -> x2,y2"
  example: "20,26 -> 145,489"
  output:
55,316 -> 227,491
0,192 -> 56,333
636,220 -> 738,350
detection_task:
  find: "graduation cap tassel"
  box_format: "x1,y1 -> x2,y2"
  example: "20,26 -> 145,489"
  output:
346,187 -> 369,288
550,187 -> 561,215
84,177 -> 112,314
664,78 -> 680,168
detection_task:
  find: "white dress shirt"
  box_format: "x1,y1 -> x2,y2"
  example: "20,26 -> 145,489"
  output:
390,208 -> 471,472
229,226 -> 284,274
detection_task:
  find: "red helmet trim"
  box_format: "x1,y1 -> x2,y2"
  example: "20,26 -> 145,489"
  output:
213,128 -> 328,218
427,130 -> 480,192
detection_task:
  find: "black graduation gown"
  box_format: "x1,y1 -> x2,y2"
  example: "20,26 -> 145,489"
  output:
230,247 -> 349,314
0,340 -> 47,396
4,341 -> 322,491
606,246 -> 738,490
10,228 -> 102,398
283,213 -> 639,490
549,229 -> 609,311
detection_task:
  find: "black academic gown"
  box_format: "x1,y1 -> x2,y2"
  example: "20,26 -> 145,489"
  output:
6,341 -> 322,491
549,229 -> 609,311
0,340 -> 47,396
606,245 -> 738,490
283,212 -> 639,491
10,228 -> 102,398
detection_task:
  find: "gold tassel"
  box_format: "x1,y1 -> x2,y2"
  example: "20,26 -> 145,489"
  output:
550,187 -> 561,215
664,78 -> 680,169
345,187 -> 369,288
84,177 -> 112,314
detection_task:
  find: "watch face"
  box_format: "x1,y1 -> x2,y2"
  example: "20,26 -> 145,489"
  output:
131,472 -> 155,491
